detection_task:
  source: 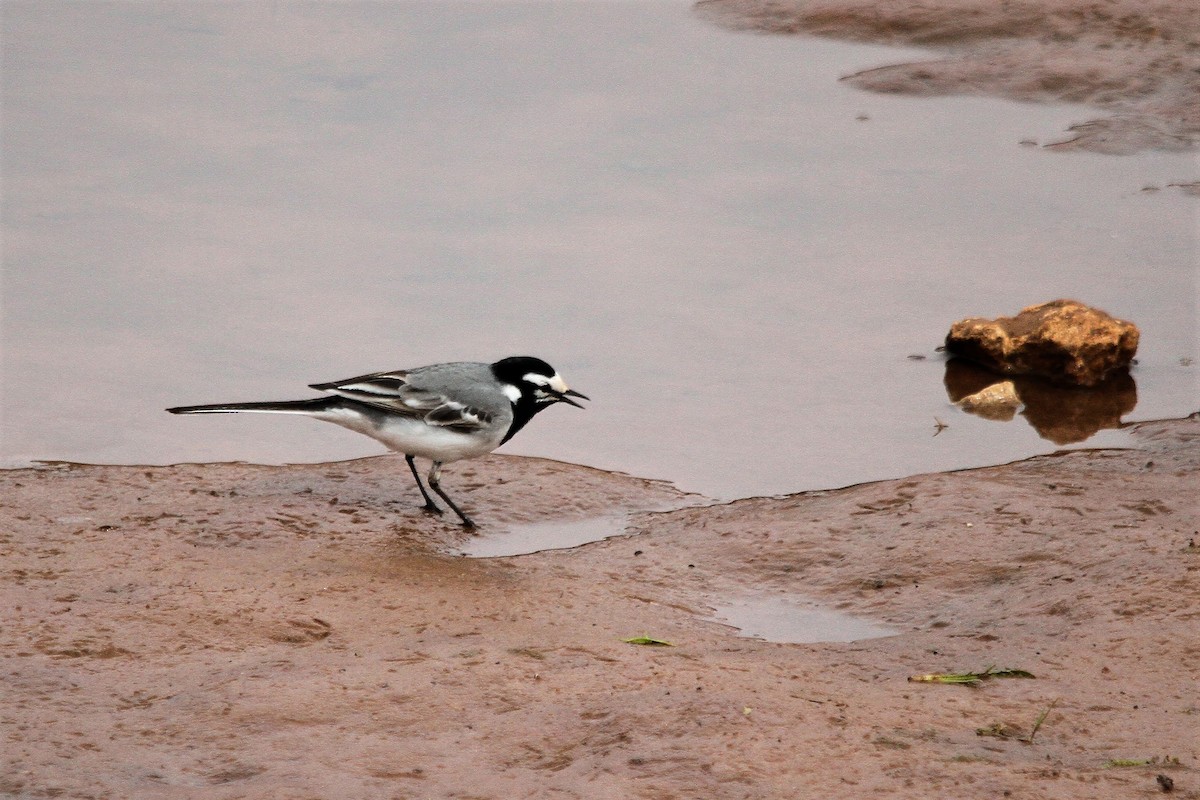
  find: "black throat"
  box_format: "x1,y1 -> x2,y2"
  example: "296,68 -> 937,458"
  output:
500,392 -> 546,445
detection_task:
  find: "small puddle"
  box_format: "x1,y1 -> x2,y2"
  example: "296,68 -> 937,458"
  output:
710,595 -> 901,643
458,516 -> 631,558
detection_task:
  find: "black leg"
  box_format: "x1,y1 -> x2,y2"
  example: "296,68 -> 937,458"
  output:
427,461 -> 475,528
405,455 -> 442,515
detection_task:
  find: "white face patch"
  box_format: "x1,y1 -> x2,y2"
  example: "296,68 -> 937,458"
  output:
500,383 -> 522,403
520,371 -> 570,402
522,371 -> 551,387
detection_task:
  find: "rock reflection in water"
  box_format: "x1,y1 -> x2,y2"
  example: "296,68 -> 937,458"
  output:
944,359 -> 1137,445
954,380 -> 1021,421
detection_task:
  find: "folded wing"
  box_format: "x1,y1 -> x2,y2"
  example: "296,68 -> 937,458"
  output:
310,371 -> 494,432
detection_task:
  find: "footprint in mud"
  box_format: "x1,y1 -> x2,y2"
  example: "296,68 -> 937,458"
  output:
205,762 -> 267,785
267,617 -> 332,644
34,637 -> 132,659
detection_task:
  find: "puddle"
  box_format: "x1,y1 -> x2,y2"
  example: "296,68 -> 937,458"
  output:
458,516 -> 632,558
710,595 -> 901,643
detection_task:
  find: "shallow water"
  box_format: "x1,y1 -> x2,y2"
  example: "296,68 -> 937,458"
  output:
3,2 -> 1197,500
465,518 -> 907,643
710,595 -> 900,643
459,515 -> 632,558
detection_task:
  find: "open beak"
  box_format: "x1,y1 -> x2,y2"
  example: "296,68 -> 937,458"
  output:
554,388 -> 589,409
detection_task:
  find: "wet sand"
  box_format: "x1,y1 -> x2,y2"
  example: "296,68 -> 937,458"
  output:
4,415 -> 1198,798
696,0 -> 1200,156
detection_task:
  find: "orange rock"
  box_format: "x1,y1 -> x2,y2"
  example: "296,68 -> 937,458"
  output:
945,299 -> 1139,387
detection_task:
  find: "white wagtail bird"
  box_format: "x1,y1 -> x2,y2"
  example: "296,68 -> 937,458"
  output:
167,356 -> 588,528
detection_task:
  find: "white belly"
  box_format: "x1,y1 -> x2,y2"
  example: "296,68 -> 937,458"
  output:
313,406 -> 504,463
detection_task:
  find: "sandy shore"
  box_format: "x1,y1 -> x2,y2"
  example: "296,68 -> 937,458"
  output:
696,0 -> 1200,157
4,414 -> 1198,798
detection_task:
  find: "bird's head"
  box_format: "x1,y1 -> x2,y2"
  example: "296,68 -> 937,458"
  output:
491,356 -> 589,409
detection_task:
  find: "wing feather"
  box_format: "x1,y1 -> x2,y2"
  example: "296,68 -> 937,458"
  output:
310,370 -> 493,431
425,402 -> 495,431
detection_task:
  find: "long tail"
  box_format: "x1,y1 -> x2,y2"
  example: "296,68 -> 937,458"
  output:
166,397 -> 343,415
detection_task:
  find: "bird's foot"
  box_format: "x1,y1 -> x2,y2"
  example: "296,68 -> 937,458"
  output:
421,502 -> 444,516
459,517 -> 476,530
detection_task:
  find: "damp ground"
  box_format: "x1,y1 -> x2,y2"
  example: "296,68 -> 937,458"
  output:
4,416 -> 1197,799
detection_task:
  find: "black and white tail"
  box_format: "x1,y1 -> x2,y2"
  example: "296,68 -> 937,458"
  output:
166,397 -> 343,416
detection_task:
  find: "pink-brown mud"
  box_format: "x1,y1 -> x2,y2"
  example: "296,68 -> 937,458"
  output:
4,415 -> 1198,798
695,0 -> 1200,156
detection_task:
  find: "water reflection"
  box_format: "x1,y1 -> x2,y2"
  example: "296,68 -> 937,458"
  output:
944,359 -> 1138,445
3,3 -> 1195,500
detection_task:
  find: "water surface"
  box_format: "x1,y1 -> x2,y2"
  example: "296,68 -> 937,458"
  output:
459,516 -> 632,558
710,595 -> 900,643
3,2 -> 1196,500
